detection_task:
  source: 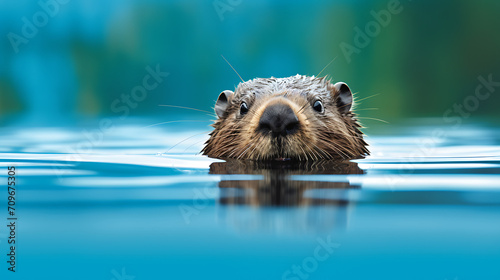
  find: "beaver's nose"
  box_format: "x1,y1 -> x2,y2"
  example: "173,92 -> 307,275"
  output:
258,103 -> 299,136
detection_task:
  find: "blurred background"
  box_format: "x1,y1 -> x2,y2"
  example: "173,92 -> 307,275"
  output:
0,0 -> 499,126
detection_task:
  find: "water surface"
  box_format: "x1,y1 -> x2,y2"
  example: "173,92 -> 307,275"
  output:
0,119 -> 499,280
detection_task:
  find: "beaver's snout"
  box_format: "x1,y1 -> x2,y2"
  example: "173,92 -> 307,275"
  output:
258,103 -> 299,137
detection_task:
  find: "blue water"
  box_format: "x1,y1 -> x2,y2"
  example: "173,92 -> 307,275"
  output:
1,118 -> 499,280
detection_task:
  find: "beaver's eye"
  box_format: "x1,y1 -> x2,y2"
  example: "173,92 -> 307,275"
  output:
313,100 -> 324,113
240,102 -> 249,115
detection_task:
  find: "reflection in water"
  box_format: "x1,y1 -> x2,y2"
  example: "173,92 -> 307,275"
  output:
210,160 -> 364,232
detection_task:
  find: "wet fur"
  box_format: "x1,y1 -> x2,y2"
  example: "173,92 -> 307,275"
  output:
202,75 -> 369,160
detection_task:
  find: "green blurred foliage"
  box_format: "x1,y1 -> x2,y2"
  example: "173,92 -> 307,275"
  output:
2,0 -> 499,123
0,77 -> 24,114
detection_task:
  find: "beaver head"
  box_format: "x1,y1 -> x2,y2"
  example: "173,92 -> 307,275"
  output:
202,75 -> 369,160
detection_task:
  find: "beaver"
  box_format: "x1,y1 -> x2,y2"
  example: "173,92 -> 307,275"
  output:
202,75 -> 369,160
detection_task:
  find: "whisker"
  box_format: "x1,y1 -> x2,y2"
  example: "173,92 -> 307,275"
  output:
317,56 -> 337,77
308,143 -> 319,161
238,141 -> 255,159
354,108 -> 379,111
143,120 -> 211,128
319,137 -> 349,159
313,142 -> 331,159
158,104 -> 214,115
221,55 -> 244,83
163,131 -> 211,154
227,144 -> 242,158
353,93 -> 380,103
249,136 -> 263,160
183,138 -> 211,154
338,102 -> 353,110
298,140 -> 309,161
357,117 -> 389,124
309,141 -> 322,161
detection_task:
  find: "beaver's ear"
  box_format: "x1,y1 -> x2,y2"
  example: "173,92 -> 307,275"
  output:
333,82 -> 353,114
215,90 -> 234,118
